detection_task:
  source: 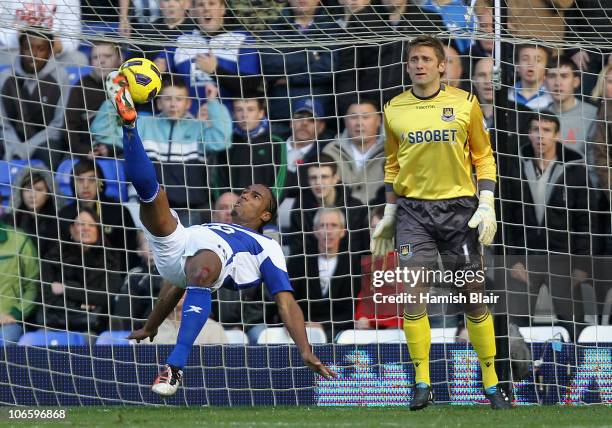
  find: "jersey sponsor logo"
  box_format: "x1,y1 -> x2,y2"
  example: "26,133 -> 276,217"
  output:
401,129 -> 458,144
185,305 -> 203,314
441,107 -> 455,122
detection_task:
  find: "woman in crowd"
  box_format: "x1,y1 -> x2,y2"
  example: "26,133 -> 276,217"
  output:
40,208 -> 123,334
12,166 -> 59,257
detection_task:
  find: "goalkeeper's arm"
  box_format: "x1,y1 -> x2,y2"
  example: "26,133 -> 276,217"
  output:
370,185 -> 398,257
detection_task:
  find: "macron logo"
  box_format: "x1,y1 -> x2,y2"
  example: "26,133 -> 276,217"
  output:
185,305 -> 202,314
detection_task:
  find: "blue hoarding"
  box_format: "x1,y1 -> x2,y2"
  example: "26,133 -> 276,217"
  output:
0,344 -> 610,406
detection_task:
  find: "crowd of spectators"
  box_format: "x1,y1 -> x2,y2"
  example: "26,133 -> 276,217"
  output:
0,0 -> 611,344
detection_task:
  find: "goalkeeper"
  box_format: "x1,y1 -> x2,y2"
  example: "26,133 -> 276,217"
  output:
371,35 -> 510,410
104,70 -> 336,397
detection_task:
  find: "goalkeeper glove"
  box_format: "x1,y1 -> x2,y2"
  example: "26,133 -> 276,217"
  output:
370,203 -> 397,257
468,190 -> 497,246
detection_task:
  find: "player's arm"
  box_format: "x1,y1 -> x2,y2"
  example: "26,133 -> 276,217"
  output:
107,71 -> 177,237
128,281 -> 186,342
261,249 -> 336,379
467,98 -> 497,245
274,291 -> 336,379
371,109 -> 399,256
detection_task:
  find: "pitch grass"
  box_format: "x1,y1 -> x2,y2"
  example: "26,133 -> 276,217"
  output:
1,406 -> 610,428
0,405 -> 612,428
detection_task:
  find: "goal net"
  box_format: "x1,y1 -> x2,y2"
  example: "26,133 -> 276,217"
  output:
0,0 -> 611,406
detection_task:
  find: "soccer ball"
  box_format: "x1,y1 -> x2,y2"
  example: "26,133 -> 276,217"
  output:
119,58 -> 162,104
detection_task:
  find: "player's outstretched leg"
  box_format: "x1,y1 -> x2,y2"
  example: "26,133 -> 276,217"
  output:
153,287 -> 212,396
106,71 -> 160,203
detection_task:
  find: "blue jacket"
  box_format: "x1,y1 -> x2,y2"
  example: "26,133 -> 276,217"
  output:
90,99 -> 232,207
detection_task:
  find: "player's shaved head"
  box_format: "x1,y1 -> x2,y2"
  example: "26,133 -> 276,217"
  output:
231,184 -> 277,232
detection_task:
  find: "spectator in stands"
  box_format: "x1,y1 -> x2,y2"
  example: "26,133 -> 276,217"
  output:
378,0 -> 444,103
422,0 -> 474,54
92,77 -> 232,225
588,64 -> 612,300
505,112 -> 589,339
0,29 -> 70,169
0,0 -> 85,66
0,208 -> 39,344
283,99 -> 334,196
119,0 -> 162,37
65,40 -> 123,157
40,207 -> 123,334
471,0 -> 493,58
507,0 -> 573,43
322,99 -> 385,205
227,0 -> 286,33
12,166 -> 59,257
260,0 -> 340,126
152,292 -> 228,344
334,0 -> 388,116
443,43 -> 466,89
164,0 -> 261,115
130,0 -> 197,64
212,191 -> 239,224
287,154 -> 368,257
288,208 -> 358,341
57,159 -> 138,271
213,97 -> 285,197
590,64 -> 612,193
354,205 -> 402,330
508,44 -> 553,111
473,57 -> 494,127
545,56 -> 597,156
112,231 -> 163,330
566,1 -> 612,95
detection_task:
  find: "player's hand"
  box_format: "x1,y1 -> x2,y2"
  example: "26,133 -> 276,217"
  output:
370,203 -> 397,257
301,351 -> 337,379
468,190 -> 497,246
128,327 -> 157,343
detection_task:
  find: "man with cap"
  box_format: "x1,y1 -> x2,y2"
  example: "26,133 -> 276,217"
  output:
284,98 -> 335,197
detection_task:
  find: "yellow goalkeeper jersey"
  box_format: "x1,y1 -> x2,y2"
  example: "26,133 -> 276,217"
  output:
383,85 -> 496,200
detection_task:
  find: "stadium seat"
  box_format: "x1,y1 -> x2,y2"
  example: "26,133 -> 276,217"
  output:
335,328 -> 459,344
56,158 -> 128,202
224,329 -> 249,345
581,283 -> 598,326
430,327 -> 459,344
602,288 -> 612,326
65,65 -> 93,85
577,325 -> 612,343
95,331 -> 133,345
518,326 -> 571,343
335,329 -> 406,344
256,326 -> 327,344
0,159 -> 47,206
18,330 -> 88,346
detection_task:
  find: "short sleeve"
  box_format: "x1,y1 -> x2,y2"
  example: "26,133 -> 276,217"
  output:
260,242 -> 293,295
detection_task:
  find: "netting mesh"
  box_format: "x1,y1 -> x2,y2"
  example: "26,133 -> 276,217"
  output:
0,0 -> 611,406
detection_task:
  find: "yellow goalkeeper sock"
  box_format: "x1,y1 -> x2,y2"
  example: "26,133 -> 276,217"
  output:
403,310 -> 431,386
466,309 -> 498,389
